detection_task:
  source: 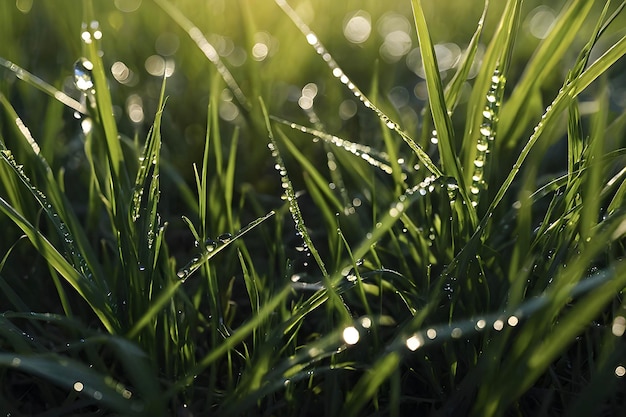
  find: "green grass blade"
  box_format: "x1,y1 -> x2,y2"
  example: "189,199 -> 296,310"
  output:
410,0 -> 461,179
153,0 -> 250,109
276,129 -> 344,214
443,0 -> 489,113
82,3 -> 126,190
0,57 -> 86,114
462,0 -> 520,184
499,0 -> 596,147
0,353 -> 146,415
176,210 -> 275,281
0,194 -> 118,333
477,32 -> 626,237
275,0 -> 442,179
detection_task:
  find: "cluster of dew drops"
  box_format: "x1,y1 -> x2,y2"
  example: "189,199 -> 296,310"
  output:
175,232 -> 233,280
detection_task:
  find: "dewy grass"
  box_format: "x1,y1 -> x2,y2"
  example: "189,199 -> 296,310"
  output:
1,0 -> 626,415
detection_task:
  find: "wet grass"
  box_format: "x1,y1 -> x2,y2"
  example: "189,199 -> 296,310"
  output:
1,0 -> 626,416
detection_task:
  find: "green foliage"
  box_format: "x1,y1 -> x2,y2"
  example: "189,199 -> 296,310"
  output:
0,0 -> 625,416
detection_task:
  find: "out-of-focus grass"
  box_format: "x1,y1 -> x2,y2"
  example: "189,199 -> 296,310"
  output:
0,0 -> 625,416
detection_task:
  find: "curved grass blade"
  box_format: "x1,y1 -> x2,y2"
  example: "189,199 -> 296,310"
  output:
0,194 -> 118,333
260,98 -> 351,321
409,0 -> 462,179
0,353 -> 147,415
475,259 -> 626,416
175,210 -> 275,281
81,4 -> 126,190
0,57 -> 86,114
462,0 -> 521,190
167,284 -> 292,395
276,129 -> 344,214
443,0 -> 489,112
274,0 -> 442,179
499,0 -> 599,147
475,29 -> 626,240
0,146 -> 99,284
130,79 -> 167,274
468,67 -> 506,208
152,0 -> 250,109
271,116 -> 398,177
281,175 -> 460,335
342,254 -> 626,417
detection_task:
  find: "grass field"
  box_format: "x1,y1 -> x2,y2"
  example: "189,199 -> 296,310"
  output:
1,0 -> 626,415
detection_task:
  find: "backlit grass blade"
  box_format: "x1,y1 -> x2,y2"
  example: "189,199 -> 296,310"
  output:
82,2 -> 127,191
499,0 -> 596,148
409,0 -> 461,179
153,0 -> 250,109
259,98 -> 351,321
443,0 -> 489,113
274,0 -> 443,179
276,129 -> 344,214
477,31 -> 626,238
271,116 -> 397,177
0,57 -> 86,114
0,146 -> 93,277
461,0 -> 520,186
130,80 -> 166,273
175,210 -> 275,281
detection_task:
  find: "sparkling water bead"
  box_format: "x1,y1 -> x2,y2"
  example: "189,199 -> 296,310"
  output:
74,58 -> 94,92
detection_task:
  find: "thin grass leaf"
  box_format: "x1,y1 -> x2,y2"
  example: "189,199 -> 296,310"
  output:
461,0 -> 521,206
0,353 -> 147,415
167,284 -> 292,395
499,0 -> 596,147
0,194 -> 118,333
579,80 -> 609,240
410,0 -> 462,180
130,79 -> 167,275
274,0 -> 443,179
476,30 -> 626,240
0,57 -> 86,114
271,115 -> 398,178
175,210 -> 275,281
0,94 -> 106,290
81,3 -> 127,191
153,0 -> 250,109
443,0 -> 489,113
476,260 -> 626,416
276,128 -> 344,214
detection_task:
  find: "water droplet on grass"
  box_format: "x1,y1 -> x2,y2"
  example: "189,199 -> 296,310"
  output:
406,334 -> 423,351
342,326 -> 360,345
74,58 -> 94,92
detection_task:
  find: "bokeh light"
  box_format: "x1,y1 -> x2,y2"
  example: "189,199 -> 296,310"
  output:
343,11 -> 371,44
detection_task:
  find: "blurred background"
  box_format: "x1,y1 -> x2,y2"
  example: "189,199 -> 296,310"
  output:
0,0 -> 624,228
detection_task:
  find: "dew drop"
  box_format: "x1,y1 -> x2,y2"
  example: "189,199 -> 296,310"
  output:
406,334 -> 423,351
217,233 -> 232,242
342,326 -> 360,345
74,58 -> 94,92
